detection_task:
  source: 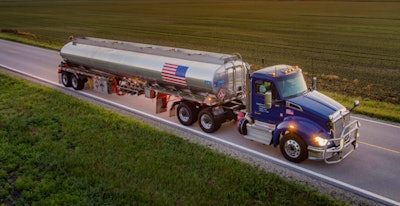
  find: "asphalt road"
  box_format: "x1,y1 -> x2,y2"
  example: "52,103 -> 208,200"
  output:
1,39 -> 399,205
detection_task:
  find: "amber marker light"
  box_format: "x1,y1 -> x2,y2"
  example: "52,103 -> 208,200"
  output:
288,123 -> 295,130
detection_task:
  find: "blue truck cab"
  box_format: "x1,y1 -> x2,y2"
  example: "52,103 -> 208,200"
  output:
238,65 -> 360,163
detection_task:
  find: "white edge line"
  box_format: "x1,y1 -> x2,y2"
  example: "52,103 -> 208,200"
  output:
1,64 -> 399,206
1,64 -> 58,86
353,116 -> 400,129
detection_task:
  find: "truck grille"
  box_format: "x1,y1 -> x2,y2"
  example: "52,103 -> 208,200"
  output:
333,112 -> 351,140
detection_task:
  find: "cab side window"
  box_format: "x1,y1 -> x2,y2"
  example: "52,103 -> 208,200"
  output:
256,81 -> 276,99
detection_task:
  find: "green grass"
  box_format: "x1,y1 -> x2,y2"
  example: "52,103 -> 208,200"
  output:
0,0 -> 399,104
0,32 -> 58,50
324,91 -> 400,122
0,73 -> 344,205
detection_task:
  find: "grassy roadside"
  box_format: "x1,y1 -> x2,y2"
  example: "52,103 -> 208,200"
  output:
1,34 -> 399,123
0,32 -> 59,51
0,72 -> 344,205
325,91 -> 400,123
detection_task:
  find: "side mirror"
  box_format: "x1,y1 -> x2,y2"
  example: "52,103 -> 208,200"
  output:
264,91 -> 272,109
350,100 -> 360,112
311,77 -> 317,91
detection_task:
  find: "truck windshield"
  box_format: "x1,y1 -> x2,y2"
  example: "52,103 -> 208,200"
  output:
276,73 -> 307,99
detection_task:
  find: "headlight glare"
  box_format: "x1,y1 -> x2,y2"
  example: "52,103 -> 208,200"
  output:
314,136 -> 328,146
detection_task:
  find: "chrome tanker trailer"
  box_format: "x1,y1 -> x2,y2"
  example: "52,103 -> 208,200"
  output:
58,37 -> 359,163
59,36 -> 248,133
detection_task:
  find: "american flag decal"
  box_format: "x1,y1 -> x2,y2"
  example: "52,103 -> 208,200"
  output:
161,63 -> 188,86
286,109 -> 294,115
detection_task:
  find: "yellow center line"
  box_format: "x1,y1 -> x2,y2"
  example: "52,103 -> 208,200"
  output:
358,141 -> 400,155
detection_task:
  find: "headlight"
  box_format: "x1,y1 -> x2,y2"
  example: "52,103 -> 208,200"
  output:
314,136 -> 328,147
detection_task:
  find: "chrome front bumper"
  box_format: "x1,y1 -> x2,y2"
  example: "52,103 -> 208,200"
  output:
308,120 -> 360,164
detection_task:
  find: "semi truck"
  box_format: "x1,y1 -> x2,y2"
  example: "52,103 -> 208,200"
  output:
58,37 -> 360,163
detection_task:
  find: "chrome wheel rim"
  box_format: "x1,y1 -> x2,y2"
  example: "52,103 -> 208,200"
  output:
178,107 -> 190,123
284,139 -> 301,158
72,76 -> 78,88
62,74 -> 69,85
200,114 -> 212,130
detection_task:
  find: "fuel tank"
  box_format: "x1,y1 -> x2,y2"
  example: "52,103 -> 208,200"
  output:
60,37 -> 246,96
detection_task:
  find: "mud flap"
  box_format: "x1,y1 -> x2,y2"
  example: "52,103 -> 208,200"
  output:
145,88 -> 156,99
156,93 -> 168,114
169,101 -> 179,117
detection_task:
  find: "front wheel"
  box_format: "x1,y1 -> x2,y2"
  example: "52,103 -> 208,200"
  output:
198,108 -> 221,133
238,118 -> 248,135
280,133 -> 308,163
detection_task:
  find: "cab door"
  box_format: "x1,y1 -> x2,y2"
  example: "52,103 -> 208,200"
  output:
251,79 -> 284,124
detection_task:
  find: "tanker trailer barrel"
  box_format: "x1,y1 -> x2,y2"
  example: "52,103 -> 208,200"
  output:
60,37 -> 247,102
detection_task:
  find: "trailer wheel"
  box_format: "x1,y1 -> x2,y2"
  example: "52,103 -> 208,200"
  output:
280,133 -> 308,163
177,102 -> 197,126
198,108 -> 221,133
71,75 -> 85,90
61,72 -> 71,87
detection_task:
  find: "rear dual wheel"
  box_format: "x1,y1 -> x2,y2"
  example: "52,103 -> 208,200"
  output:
177,102 -> 197,126
71,75 -> 85,90
198,108 -> 221,133
176,103 -> 221,133
61,72 -> 85,90
61,72 -> 72,87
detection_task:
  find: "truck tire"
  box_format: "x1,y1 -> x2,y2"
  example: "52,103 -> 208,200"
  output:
280,133 -> 308,163
177,102 -> 197,126
238,118 -> 248,135
198,108 -> 221,133
61,72 -> 72,87
71,75 -> 85,90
